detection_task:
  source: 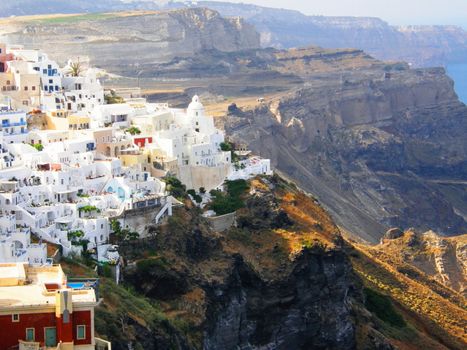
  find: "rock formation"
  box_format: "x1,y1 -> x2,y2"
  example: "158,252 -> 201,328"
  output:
0,8 -> 260,75
94,176 -> 466,349
225,58 -> 467,242
201,1 -> 467,67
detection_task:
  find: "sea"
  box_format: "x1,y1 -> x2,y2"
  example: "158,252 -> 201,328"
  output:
446,63 -> 467,104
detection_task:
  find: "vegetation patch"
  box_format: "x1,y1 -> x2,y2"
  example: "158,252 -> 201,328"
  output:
164,176 -> 187,201
187,189 -> 202,203
209,179 -> 249,215
33,13 -> 115,24
364,287 -> 406,328
30,143 -> 43,151
126,126 -> 141,135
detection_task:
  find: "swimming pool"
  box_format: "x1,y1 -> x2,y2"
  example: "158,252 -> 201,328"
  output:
67,282 -> 86,289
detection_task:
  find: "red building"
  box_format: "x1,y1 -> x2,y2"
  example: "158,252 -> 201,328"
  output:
133,136 -> 153,148
0,263 -> 111,350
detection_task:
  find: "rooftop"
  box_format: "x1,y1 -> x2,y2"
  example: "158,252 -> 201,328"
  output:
0,263 -> 96,310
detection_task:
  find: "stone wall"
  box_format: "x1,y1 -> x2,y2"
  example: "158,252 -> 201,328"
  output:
204,212 -> 236,232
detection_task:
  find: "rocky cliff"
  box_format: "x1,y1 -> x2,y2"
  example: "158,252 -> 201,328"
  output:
2,1 -> 466,68
0,8 -> 260,75
224,57 -> 467,242
86,176 -> 466,349
200,1 -> 467,67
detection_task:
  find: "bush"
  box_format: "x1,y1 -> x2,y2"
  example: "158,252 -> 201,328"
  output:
126,126 -> 141,135
78,205 -> 99,213
210,180 -> 250,215
364,288 -> 406,328
31,143 -> 43,151
225,179 -> 249,198
163,176 -> 187,200
220,142 -> 232,152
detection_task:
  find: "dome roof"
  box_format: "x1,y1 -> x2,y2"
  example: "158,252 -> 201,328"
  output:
188,95 -> 204,111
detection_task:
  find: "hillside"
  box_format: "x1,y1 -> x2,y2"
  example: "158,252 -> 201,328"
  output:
61,175 -> 466,349
369,229 -> 466,296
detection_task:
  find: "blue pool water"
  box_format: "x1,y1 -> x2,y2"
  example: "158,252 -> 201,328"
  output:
67,282 -> 86,289
447,63 -> 467,104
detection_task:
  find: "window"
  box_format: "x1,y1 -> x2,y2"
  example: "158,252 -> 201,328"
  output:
26,328 -> 35,341
12,314 -> 19,322
76,325 -> 86,340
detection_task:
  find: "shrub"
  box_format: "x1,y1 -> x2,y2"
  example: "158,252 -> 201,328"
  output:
78,205 -> 99,213
31,143 -> 43,151
364,288 -> 406,328
126,126 -> 141,135
210,180 -> 249,215
163,176 -> 187,200
68,230 -> 84,243
220,142 -> 232,152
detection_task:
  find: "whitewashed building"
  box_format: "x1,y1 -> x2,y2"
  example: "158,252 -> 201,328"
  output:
0,105 -> 28,144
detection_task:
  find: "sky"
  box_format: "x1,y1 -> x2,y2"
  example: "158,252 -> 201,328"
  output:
202,0 -> 467,27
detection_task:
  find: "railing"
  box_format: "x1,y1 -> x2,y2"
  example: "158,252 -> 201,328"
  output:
95,338 -> 112,350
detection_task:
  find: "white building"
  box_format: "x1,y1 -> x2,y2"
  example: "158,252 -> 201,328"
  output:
0,126 -> 170,258
61,67 -> 104,115
0,180 -> 47,265
0,105 -> 28,144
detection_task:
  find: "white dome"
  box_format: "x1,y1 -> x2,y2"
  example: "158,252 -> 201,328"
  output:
188,95 -> 204,111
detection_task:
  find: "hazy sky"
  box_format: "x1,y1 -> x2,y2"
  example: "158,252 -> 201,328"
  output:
203,0 -> 467,27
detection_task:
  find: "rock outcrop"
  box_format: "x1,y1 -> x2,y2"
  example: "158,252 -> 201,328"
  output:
95,176 -> 466,349
0,8 -> 260,75
225,64 -> 467,242
377,230 -> 467,296
2,1 -> 466,68
201,1 -> 467,67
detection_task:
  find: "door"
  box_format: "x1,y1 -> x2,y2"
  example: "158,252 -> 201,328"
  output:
44,327 -> 57,347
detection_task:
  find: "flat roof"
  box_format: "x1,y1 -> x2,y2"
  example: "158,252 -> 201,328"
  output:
0,264 -> 96,310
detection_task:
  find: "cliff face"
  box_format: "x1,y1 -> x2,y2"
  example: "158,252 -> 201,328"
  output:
2,1 -> 466,68
120,177 -> 359,350
225,64 -> 467,242
202,250 -> 354,349
92,176 -> 466,350
0,8 -> 260,74
201,1 -> 467,67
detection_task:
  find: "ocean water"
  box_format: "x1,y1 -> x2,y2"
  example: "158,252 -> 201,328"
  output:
447,63 -> 467,104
